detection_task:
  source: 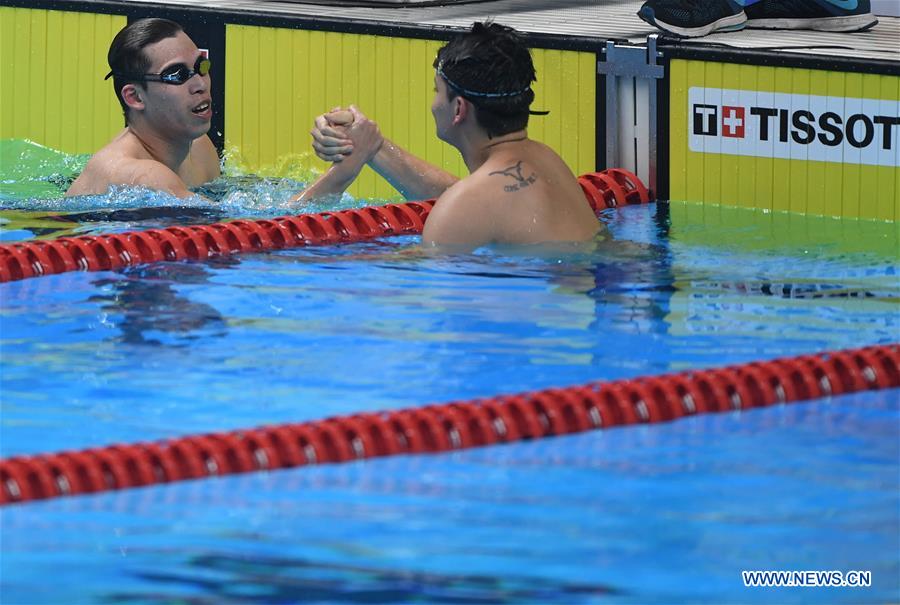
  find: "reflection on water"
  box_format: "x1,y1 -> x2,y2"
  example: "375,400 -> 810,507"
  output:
87,262 -> 231,346
107,551 -> 617,605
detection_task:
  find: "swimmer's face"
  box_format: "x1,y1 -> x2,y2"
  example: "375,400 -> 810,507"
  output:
129,31 -> 212,140
431,73 -> 455,143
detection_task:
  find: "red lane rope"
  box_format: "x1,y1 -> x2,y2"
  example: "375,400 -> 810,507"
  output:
0,170 -> 649,283
2,343 -> 896,506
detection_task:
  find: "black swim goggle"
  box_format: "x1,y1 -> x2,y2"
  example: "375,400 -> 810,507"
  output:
105,56 -> 211,85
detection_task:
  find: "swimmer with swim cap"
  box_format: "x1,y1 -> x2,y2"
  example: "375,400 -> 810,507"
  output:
310,22 -> 602,250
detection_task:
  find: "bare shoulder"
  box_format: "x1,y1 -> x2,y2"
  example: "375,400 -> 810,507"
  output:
128,158 -> 189,194
427,177 -> 484,219
67,151 -> 189,198
421,178 -> 491,248
472,141 -> 599,244
65,135 -> 139,196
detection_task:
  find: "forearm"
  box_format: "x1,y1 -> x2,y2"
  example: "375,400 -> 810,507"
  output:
369,138 -> 459,201
292,161 -> 360,203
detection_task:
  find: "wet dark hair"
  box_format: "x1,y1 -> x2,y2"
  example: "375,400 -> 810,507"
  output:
433,21 -> 537,138
107,18 -> 184,125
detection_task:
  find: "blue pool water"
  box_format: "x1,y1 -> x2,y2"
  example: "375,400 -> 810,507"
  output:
1,163 -> 898,603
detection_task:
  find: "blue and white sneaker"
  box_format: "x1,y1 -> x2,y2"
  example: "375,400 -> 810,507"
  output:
638,0 -> 748,37
745,0 -> 878,32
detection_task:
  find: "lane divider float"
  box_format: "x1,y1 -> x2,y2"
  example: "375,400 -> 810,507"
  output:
0,170 -> 650,283
1,343 -> 896,506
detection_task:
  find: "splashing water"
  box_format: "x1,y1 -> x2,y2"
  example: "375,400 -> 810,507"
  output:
0,139 -> 89,201
0,139 -> 393,240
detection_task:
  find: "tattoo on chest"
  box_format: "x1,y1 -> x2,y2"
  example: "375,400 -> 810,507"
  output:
489,161 -> 537,193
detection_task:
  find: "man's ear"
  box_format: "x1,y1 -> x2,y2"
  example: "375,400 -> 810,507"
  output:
121,84 -> 144,110
452,96 -> 470,125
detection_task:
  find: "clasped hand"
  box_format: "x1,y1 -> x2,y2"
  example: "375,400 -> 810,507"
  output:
311,105 -> 383,165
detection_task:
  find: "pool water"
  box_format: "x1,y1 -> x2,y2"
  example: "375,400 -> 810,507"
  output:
0,140 -> 898,604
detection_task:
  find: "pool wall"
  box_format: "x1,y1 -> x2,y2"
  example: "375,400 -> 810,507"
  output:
0,8 -> 124,154
0,0 -> 897,217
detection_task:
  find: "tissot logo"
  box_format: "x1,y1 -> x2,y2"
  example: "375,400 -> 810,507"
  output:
688,87 -> 900,167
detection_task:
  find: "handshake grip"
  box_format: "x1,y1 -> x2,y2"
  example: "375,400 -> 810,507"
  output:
326,108 -> 354,127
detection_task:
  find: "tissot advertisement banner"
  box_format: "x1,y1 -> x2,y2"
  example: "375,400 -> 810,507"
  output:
669,59 -> 899,220
688,87 -> 899,168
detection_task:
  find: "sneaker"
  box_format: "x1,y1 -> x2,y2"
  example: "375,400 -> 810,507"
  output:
638,0 -> 747,37
745,0 -> 878,31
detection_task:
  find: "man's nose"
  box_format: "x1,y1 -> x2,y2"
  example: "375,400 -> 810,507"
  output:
188,72 -> 208,93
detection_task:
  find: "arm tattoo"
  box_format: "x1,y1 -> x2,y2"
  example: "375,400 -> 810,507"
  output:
489,161 -> 537,193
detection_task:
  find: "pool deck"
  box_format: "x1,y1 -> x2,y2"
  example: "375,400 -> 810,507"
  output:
113,0 -> 899,62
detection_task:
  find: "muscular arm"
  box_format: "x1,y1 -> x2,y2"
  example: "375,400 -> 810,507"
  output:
368,139 -> 459,201
292,159 -> 364,203
312,107 -> 458,201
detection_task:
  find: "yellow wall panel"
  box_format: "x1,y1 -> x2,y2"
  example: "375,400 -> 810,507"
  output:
274,27 -> 295,162
0,10 -> 14,138
0,7 -> 123,154
669,59 -> 898,221
576,51 -> 596,176
258,26 -> 278,169
224,24 -> 595,201
355,34 -> 379,197
224,23 -> 244,166
669,59 -> 688,204
27,10 -> 48,142
539,49 -> 562,156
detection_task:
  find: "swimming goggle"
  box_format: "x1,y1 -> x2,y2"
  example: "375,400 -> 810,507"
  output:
105,56 -> 211,85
